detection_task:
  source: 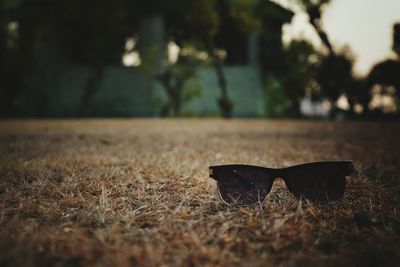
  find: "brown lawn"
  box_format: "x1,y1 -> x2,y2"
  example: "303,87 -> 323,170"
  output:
0,119 -> 399,267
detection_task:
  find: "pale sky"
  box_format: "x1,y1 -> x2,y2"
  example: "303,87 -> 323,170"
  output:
272,0 -> 400,75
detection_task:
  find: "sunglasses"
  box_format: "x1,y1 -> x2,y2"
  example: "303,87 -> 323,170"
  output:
209,161 -> 354,205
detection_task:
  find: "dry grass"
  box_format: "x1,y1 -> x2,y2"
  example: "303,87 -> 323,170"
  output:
0,119 -> 400,267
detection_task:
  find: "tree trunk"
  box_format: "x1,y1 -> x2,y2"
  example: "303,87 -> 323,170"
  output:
79,62 -> 103,117
157,68 -> 182,117
291,99 -> 302,118
207,41 -> 233,118
308,18 -> 334,56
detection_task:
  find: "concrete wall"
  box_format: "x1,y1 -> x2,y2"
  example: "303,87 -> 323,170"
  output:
16,65 -> 265,117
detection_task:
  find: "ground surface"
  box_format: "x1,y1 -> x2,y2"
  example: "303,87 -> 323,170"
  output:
0,119 -> 400,267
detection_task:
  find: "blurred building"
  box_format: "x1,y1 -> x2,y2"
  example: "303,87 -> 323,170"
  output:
7,0 -> 293,117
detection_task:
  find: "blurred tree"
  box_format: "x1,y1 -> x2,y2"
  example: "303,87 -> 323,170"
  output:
2,0 -> 318,118
157,48 -> 203,117
257,1 -> 295,117
0,0 -> 30,116
128,0 -> 213,117
295,0 -> 363,115
212,0 -> 260,118
317,50 -> 354,104
367,60 -> 400,107
283,39 -> 321,117
347,77 -> 369,114
52,0 -> 128,65
177,0 -> 232,118
228,0 -> 262,34
139,0 -> 265,118
52,0 -> 129,116
0,0 -> 15,116
131,0 -> 234,118
393,23 -> 400,57
296,0 -> 333,54
264,39 -> 321,118
258,1 -> 294,75
214,0 -> 261,65
1,0 -> 132,116
366,23 -> 400,114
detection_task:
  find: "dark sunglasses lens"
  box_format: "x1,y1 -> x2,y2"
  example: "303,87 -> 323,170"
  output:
285,173 -> 345,201
216,167 -> 272,205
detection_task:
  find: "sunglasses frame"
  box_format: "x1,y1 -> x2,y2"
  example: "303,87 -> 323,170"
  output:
209,160 -> 355,205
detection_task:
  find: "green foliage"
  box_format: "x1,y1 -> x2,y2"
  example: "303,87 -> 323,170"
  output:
264,39 -> 320,117
157,47 -> 205,117
347,77 -> 369,113
0,0 -> 26,116
265,76 -> 291,117
282,39 -> 321,116
317,49 -> 354,102
182,82 -> 202,103
139,44 -> 161,76
8,0 -> 388,118
285,40 -> 320,94
227,0 -> 261,34
53,0 -> 129,65
168,0 -> 219,45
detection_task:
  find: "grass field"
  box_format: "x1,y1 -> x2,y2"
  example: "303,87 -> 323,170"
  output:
1,119 -> 400,267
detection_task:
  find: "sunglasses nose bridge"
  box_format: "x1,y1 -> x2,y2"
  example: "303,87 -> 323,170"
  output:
268,168 -> 285,179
